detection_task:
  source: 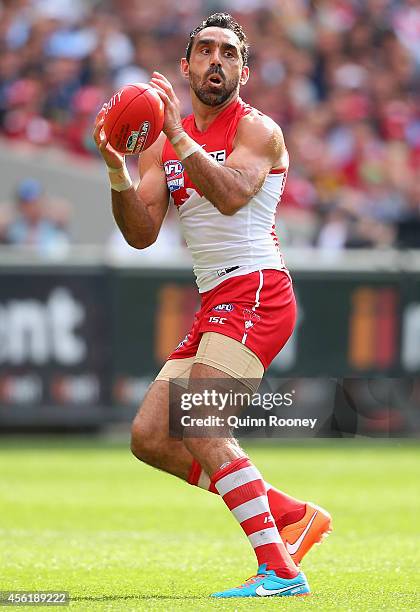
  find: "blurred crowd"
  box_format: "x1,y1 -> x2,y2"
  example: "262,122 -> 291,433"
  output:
0,0 -> 419,250
0,177 -> 70,255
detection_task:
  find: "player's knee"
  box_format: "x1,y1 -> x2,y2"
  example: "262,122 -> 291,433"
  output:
182,437 -> 203,458
130,419 -> 160,466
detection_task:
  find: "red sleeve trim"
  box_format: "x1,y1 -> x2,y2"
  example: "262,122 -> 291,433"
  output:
269,168 -> 287,174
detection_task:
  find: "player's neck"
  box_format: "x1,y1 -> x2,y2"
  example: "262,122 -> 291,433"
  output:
191,92 -> 238,132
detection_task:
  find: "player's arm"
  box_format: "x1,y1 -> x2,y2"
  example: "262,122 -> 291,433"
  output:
93,116 -> 169,248
183,113 -> 284,215
110,135 -> 169,248
150,72 -> 285,215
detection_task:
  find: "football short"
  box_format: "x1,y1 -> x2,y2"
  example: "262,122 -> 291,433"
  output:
166,269 -> 296,370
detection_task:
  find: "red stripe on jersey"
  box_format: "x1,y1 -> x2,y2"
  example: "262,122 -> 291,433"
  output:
269,167 -> 287,174
271,224 -> 280,249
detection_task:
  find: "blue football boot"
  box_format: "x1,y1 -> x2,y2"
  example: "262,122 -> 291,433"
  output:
211,564 -> 310,598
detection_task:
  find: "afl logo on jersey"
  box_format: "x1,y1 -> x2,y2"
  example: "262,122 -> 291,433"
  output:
164,159 -> 185,192
213,303 -> 235,312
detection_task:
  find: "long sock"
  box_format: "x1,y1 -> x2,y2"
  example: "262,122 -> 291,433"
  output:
211,456 -> 299,578
188,458 -> 306,529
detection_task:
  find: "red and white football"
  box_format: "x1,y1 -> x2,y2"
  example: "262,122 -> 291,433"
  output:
102,83 -> 164,155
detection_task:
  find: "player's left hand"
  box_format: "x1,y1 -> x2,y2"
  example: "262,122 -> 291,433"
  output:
150,72 -> 184,141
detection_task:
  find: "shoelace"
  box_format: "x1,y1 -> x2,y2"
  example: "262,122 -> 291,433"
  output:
238,573 -> 268,588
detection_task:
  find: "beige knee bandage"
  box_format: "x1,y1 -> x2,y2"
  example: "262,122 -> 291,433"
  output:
155,356 -> 195,387
194,332 -> 264,391
155,333 -> 264,392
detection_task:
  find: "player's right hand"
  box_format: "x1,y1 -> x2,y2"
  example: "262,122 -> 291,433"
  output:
93,105 -> 124,170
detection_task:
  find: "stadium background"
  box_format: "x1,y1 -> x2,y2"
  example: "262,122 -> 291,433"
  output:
0,0 -> 419,609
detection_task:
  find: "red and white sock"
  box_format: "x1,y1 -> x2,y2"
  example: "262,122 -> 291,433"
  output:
188,458 -> 218,492
188,458 -> 306,528
210,456 -> 299,578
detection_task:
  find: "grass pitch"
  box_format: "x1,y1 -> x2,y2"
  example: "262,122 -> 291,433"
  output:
1,438 -> 419,611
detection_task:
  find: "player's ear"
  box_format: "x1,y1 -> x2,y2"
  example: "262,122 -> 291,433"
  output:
240,65 -> 249,86
180,58 -> 189,80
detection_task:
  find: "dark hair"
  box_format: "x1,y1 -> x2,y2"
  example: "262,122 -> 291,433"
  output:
186,13 -> 249,66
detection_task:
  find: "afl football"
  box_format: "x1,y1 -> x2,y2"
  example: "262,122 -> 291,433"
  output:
102,83 -> 164,155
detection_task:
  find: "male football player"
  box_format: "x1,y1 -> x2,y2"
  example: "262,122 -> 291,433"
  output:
94,13 -> 331,598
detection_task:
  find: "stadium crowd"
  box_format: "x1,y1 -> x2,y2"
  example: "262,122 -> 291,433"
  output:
0,0 -> 419,249
0,177 -> 70,254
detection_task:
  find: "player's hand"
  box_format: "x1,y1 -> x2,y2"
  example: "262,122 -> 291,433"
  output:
93,105 -> 125,169
149,72 -> 183,141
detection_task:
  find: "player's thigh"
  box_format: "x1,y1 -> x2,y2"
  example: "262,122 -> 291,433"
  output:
187,331 -> 264,420
194,331 -> 264,392
132,356 -> 195,439
184,335 -> 263,465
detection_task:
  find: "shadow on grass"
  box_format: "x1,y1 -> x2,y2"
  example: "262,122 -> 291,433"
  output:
71,595 -> 207,602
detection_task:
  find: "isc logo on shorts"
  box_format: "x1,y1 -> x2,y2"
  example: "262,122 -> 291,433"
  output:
208,316 -> 227,324
213,303 -> 235,312
164,160 -> 185,192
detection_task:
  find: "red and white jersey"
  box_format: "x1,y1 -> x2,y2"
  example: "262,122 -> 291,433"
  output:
162,97 -> 288,293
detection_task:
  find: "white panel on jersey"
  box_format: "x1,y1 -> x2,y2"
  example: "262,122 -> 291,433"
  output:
177,173 -> 288,292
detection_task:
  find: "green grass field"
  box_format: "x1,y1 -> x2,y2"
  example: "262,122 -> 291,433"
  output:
1,438 -> 419,611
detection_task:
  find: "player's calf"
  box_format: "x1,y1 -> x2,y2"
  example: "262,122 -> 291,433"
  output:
130,380 -> 194,479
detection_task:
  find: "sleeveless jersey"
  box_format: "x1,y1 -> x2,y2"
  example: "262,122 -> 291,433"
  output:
162,97 -> 288,293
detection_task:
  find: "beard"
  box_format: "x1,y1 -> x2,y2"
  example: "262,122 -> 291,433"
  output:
189,66 -> 240,107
